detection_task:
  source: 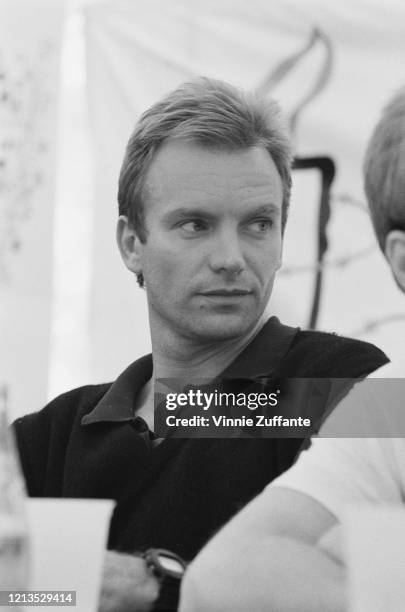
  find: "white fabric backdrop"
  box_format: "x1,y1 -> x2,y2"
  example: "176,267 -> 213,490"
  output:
0,0 -> 65,419
83,0 -> 405,384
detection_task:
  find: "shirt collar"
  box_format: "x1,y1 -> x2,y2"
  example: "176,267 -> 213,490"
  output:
81,354 -> 152,426
218,316 -> 298,379
81,316 -> 298,426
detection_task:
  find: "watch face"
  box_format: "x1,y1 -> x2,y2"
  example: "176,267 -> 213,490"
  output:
158,553 -> 185,577
144,548 -> 187,580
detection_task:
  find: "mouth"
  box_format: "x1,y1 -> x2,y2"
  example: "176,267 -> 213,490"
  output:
200,289 -> 252,297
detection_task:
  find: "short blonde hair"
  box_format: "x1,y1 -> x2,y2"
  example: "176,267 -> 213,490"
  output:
118,77 -> 292,243
364,87 -> 405,250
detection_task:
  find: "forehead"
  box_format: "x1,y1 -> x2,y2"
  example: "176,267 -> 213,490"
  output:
143,139 -> 283,211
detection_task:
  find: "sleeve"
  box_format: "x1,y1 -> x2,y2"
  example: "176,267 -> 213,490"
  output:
13,409 -> 54,496
12,386 -> 90,496
270,437 -> 403,521
269,380 -> 405,521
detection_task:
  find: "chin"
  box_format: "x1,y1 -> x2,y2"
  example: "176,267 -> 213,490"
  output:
187,314 -> 255,341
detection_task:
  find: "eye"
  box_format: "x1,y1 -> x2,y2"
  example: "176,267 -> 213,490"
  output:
179,220 -> 209,233
248,219 -> 273,233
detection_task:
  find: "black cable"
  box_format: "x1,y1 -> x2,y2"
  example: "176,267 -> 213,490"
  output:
292,156 -> 336,329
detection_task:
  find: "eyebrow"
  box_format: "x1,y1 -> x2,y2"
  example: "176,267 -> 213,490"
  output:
162,208 -> 218,224
245,204 -> 281,217
163,204 -> 281,224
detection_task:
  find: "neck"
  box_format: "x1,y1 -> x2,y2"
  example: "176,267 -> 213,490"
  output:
149,314 -> 268,383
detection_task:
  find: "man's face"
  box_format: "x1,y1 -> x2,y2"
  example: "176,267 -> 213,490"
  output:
133,139 -> 283,343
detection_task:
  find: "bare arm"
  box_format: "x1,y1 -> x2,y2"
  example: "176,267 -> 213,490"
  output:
179,487 -> 346,612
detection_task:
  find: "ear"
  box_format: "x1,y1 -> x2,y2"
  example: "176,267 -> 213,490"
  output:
385,230 -> 405,291
116,215 -> 143,275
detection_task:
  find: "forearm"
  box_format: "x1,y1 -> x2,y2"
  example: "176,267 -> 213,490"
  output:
180,534 -> 346,612
99,551 -> 159,612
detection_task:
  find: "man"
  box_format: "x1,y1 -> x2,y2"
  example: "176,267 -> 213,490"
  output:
179,87 -> 405,612
14,78 -> 387,611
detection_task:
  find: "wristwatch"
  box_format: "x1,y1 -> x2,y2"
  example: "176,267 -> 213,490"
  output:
143,548 -> 187,611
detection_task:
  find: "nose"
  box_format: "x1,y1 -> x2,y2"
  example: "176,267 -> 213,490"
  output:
208,230 -> 245,276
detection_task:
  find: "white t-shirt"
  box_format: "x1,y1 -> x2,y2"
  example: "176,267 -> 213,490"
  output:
271,367 -> 405,520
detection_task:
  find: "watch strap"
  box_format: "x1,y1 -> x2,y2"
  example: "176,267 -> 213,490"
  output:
142,548 -> 186,611
153,574 -> 181,611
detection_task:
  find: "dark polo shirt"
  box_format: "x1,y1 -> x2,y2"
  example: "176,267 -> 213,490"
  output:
14,317 -> 387,560
81,316 -> 299,428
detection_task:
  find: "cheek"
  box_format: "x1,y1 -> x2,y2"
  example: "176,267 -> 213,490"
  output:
250,241 -> 282,281
142,242 -> 196,288
144,251 -> 174,287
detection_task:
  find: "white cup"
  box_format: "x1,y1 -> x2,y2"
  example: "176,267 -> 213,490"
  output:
25,498 -> 114,612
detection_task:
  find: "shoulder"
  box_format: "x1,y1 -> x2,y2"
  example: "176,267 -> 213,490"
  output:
14,383 -> 111,433
281,329 -> 389,377
13,383 -> 111,496
321,375 -> 405,437
369,361 -> 403,377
